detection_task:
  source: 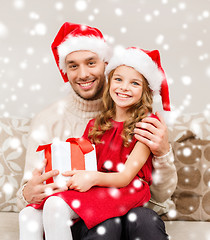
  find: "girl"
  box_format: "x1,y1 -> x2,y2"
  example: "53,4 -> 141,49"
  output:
19,47 -> 168,240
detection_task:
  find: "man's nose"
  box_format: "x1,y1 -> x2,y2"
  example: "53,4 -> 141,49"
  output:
78,65 -> 90,80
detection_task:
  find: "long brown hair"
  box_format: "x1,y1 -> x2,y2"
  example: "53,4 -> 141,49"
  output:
88,66 -> 153,147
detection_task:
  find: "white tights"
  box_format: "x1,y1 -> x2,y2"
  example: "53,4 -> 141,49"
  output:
19,196 -> 79,240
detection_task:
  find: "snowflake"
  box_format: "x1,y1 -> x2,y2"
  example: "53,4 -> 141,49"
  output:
72,199 -> 81,208
153,10 -> 160,16
155,34 -> 165,45
27,220 -> 39,233
167,209 -> 177,218
23,171 -> 33,181
162,0 -> 168,5
115,8 -> 123,16
181,76 -> 192,85
3,183 -> 14,194
120,27 -> 127,34
196,40 -> 203,47
19,60 -> 28,70
108,188 -> 121,198
203,10 -> 209,18
75,0 -> 87,12
29,12 -> 40,20
133,179 -> 142,189
183,147 -> 192,157
11,94 -> 17,101
144,14 -> 152,22
117,163 -> 125,172
54,2 -> 63,11
0,22 -> 8,38
115,217 -> 121,224
128,212 -> 137,222
45,187 -> 53,196
93,8 -> 99,14
66,219 -> 74,227
97,225 -> 106,235
178,2 -> 186,10
13,0 -> 25,10
10,137 -> 21,149
26,47 -> 34,55
88,15 -> 95,21
104,160 -> 113,170
171,8 -> 177,14
34,23 -> 47,36
206,66 -> 210,78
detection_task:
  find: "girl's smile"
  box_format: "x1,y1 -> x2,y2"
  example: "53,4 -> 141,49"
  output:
109,65 -> 144,118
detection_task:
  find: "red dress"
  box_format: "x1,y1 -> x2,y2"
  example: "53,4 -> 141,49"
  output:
29,118 -> 153,229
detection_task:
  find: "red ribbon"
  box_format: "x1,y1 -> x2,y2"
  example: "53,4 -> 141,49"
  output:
36,144 -> 53,184
36,138 -> 94,184
66,138 -> 94,170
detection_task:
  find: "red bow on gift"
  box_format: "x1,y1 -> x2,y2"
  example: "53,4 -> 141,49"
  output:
36,138 -> 94,184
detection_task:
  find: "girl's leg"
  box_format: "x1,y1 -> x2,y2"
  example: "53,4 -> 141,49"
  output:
19,206 -> 43,240
43,196 -> 79,240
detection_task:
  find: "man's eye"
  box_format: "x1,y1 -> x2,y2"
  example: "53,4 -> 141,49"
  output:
69,65 -> 77,69
88,61 -> 96,66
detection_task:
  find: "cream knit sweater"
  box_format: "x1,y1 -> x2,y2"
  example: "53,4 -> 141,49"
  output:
17,88 -> 177,213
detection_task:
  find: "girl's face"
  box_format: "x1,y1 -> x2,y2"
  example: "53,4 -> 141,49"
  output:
109,65 -> 144,112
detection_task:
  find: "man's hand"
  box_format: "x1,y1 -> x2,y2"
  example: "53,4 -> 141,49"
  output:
23,159 -> 68,204
134,112 -> 170,157
62,170 -> 96,192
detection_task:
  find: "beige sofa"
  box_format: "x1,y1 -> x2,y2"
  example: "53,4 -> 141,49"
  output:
0,113 -> 210,240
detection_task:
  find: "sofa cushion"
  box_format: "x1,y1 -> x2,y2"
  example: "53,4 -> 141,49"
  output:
165,130 -> 210,221
168,112 -> 210,142
0,117 -> 31,212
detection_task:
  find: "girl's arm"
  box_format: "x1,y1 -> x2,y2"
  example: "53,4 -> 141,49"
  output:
63,141 -> 150,192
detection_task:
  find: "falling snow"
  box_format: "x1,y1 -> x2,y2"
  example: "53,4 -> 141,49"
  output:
1,0 -> 209,117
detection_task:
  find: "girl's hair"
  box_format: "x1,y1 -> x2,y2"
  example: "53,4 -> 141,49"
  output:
88,66 -> 153,147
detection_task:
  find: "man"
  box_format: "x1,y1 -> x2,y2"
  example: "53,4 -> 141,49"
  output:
17,22 -> 177,239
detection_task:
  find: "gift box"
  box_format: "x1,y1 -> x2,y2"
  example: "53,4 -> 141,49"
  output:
36,138 -> 97,187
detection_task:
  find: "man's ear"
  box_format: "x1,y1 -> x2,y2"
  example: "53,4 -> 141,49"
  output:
104,62 -> 108,67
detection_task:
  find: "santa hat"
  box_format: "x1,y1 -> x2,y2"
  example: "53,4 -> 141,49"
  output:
105,47 -> 171,112
51,22 -> 110,83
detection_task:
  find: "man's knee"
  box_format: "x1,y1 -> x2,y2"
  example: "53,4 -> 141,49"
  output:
81,217 -> 122,240
123,207 -> 168,240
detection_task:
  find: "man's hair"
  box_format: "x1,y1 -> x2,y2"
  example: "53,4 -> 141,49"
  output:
88,68 -> 153,147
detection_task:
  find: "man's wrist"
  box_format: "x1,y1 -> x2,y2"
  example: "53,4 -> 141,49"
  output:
155,144 -> 172,159
20,183 -> 29,205
153,144 -> 174,165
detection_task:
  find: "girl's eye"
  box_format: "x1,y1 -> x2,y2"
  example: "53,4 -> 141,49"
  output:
115,78 -> 122,82
132,81 -> 142,86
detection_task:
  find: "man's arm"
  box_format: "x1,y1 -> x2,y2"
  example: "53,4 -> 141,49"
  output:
16,114 -> 67,209
134,111 -> 177,203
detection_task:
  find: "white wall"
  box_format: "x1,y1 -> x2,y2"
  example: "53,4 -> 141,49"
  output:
0,0 -> 210,118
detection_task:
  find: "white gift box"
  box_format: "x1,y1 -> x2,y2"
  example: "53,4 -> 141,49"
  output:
37,138 -> 97,187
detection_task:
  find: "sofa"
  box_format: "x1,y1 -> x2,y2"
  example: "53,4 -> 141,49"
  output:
0,112 -> 210,240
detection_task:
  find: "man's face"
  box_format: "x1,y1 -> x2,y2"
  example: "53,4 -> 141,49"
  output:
65,50 -> 106,100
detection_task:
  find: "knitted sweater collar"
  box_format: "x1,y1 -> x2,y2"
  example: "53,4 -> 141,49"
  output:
66,87 -> 103,119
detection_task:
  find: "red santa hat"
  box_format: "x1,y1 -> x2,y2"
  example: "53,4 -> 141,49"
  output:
51,22 -> 110,83
105,47 -> 171,112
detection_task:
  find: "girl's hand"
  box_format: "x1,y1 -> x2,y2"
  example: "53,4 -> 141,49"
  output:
62,170 -> 96,192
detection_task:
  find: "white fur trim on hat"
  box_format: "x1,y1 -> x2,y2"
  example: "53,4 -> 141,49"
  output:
58,36 -> 111,74
105,48 -> 163,94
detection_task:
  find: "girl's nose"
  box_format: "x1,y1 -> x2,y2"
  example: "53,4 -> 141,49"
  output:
120,81 -> 129,91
